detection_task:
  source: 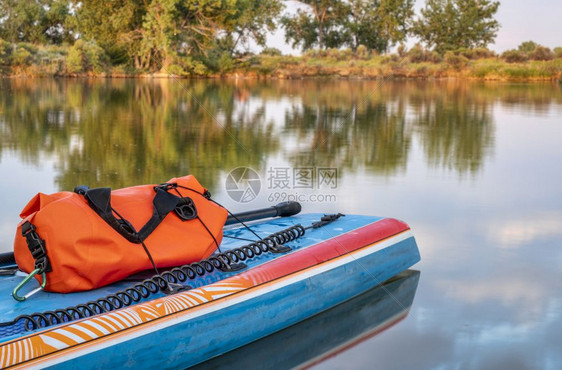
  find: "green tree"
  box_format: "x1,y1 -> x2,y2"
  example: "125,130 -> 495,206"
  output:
281,0 -> 349,51
413,0 -> 500,54
66,39 -> 110,74
220,0 -> 284,53
282,0 -> 414,53
76,0 -> 283,71
75,0 -> 145,65
76,0 -> 227,70
43,0 -> 73,44
346,0 -> 414,53
517,41 -> 538,53
0,0 -> 72,44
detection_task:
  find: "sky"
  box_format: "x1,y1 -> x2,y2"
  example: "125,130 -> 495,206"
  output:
264,0 -> 562,55
475,0 -> 562,51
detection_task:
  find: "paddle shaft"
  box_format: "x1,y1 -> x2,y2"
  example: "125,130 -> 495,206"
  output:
0,201 -> 302,268
225,201 -> 302,225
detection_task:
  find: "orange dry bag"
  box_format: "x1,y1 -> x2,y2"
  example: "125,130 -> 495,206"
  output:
13,175 -> 227,293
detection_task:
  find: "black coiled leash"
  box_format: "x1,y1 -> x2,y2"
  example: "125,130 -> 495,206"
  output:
2,214 -> 342,333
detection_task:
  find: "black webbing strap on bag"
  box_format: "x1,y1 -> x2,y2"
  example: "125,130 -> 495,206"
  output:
21,222 -> 51,273
76,187 -> 180,244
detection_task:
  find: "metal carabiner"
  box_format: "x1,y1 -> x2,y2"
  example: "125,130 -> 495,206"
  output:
12,268 -> 47,302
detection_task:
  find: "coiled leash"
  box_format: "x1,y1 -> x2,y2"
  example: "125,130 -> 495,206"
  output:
0,213 -> 344,333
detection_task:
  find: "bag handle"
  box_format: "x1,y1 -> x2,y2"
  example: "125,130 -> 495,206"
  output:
81,187 -> 180,243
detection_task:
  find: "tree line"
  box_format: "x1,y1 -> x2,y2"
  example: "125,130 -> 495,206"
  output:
0,0 -> 539,74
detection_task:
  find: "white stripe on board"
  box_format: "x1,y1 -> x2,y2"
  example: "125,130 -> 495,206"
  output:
22,337 -> 29,361
170,297 -> 189,310
175,295 -> 195,308
82,321 -> 110,335
70,324 -> 98,339
140,307 -> 159,319
117,310 -> 141,325
203,286 -> 244,292
15,340 -> 20,364
0,342 -> 5,368
182,295 -> 200,306
185,291 -> 208,303
40,335 -> 70,350
127,310 -> 143,324
210,293 -> 231,300
99,315 -> 126,330
90,318 -> 118,332
5,341 -> 11,367
108,312 -> 134,327
54,329 -> 87,344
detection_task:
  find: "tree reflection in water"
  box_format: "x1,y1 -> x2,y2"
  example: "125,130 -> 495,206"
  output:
1,79 -> 560,191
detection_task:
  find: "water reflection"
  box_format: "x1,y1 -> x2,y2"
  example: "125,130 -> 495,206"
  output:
408,82 -> 495,174
3,80 -> 560,192
1,79 -> 562,368
0,79 -> 279,190
197,270 -> 420,369
284,100 -> 411,175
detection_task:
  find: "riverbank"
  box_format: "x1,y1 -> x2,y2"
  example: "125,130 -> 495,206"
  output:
237,54 -> 562,81
1,44 -> 561,81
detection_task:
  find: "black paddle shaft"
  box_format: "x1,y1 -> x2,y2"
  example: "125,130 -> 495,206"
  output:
0,251 -> 16,268
225,201 -> 302,225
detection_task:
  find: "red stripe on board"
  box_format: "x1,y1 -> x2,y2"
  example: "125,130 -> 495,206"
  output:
242,218 -> 410,285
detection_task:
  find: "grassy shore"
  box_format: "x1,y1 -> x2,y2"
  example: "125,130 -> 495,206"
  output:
1,42 -> 561,81
240,53 -> 562,81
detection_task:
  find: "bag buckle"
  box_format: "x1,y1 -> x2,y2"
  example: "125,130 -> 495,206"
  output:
154,182 -> 178,192
21,222 -> 51,273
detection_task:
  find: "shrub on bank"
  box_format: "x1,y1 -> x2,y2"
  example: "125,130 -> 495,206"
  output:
304,48 -> 358,61
66,45 -> 83,73
408,44 -> 442,63
0,36 -> 559,81
503,66 -> 535,79
218,52 -> 235,73
397,44 -> 407,58
260,47 -> 282,56
356,45 -> 371,59
444,52 -> 469,70
165,64 -> 186,76
501,60 -> 560,79
518,41 -> 539,53
529,46 -> 554,61
66,40 -> 110,74
502,50 -> 529,63
11,43 -> 38,66
176,56 -> 208,75
470,60 -> 501,78
504,42 -> 555,62
0,38 -> 11,65
37,45 -> 66,75
381,54 -> 400,64
455,47 -> 496,60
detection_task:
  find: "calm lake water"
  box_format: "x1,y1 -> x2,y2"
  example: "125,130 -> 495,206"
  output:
1,78 -> 561,369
